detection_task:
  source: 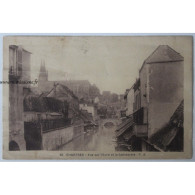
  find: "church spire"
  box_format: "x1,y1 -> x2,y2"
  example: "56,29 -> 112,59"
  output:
39,59 -> 48,81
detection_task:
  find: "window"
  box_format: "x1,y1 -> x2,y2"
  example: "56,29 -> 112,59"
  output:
9,46 -> 23,76
9,47 -> 17,74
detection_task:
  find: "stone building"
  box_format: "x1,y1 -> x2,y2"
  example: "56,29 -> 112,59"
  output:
79,102 -> 98,121
101,91 -> 111,104
124,86 -> 134,117
139,45 -> 183,138
116,45 -> 184,151
23,89 -> 70,150
43,83 -> 79,121
9,45 -> 31,150
23,82 -> 93,150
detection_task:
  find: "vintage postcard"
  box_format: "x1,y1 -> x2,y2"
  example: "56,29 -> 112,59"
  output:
2,36 -> 193,160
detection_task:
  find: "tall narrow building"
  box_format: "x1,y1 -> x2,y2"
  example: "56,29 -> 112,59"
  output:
9,45 -> 31,150
116,45 -> 184,152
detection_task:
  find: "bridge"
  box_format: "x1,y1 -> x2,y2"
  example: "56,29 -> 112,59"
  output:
101,118 -> 119,127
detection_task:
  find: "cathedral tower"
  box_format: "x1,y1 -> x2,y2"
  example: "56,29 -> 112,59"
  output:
38,60 -> 48,81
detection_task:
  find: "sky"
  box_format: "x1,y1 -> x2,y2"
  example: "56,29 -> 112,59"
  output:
5,36 -> 192,94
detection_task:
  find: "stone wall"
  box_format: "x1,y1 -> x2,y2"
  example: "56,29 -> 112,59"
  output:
42,124 -> 84,150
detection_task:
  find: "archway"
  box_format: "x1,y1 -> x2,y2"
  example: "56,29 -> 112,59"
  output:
102,119 -> 118,127
9,140 -> 20,151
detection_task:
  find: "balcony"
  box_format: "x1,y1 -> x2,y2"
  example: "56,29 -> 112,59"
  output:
9,66 -> 22,82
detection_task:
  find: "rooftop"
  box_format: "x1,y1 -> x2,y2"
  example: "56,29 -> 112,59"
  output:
46,83 -> 78,100
9,45 -> 32,54
145,45 -> 184,64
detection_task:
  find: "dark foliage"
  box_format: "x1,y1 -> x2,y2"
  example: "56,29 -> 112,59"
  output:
23,96 -> 69,114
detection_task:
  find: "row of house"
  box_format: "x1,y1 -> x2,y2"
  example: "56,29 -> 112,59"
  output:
116,45 -> 184,152
37,61 -> 100,124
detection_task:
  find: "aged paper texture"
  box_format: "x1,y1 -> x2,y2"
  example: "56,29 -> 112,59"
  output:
2,36 -> 193,159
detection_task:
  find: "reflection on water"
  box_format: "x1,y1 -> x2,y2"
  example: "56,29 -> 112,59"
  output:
59,120 -> 117,151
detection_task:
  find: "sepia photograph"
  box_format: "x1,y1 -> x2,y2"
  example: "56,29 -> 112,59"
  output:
2,36 -> 193,159
1,2 -> 195,195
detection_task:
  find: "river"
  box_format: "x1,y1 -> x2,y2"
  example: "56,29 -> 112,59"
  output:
59,119 -> 118,151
